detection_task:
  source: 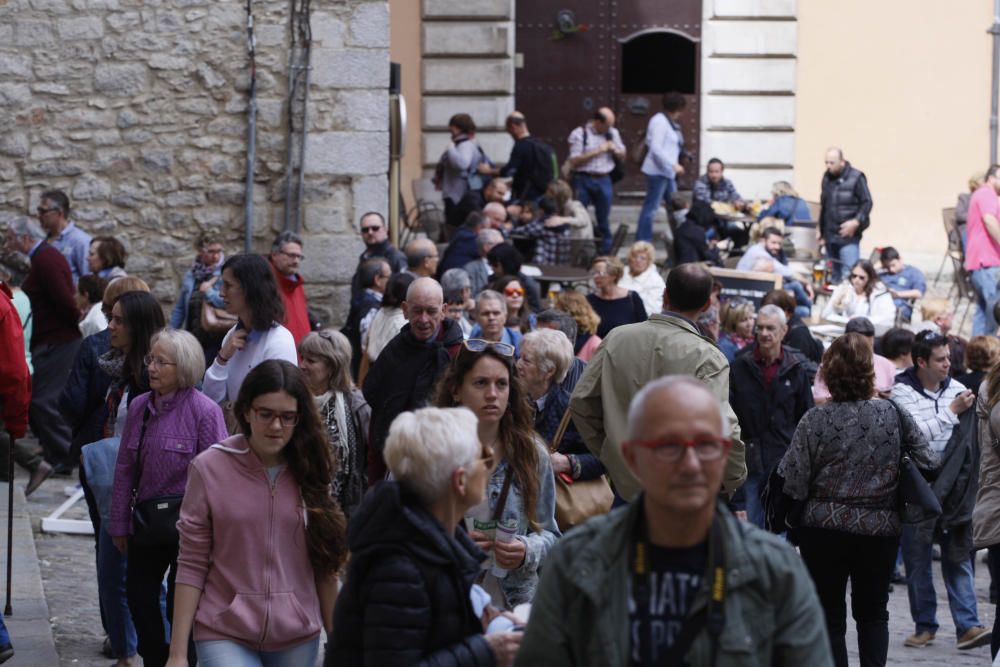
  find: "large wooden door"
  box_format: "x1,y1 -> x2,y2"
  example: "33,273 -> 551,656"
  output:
515,1 -> 702,197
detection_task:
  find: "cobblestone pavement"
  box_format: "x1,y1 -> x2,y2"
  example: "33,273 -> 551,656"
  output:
14,445 -> 997,666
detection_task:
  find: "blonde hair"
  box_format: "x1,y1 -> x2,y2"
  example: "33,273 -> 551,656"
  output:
970,173 -> 985,192
522,329 -> 574,384
555,290 -> 601,335
592,255 -> 624,282
920,297 -> 953,322
150,329 -> 206,389
771,180 -> 799,198
628,241 -> 656,264
720,300 -> 755,335
384,407 -> 480,505
298,330 -> 353,393
102,276 -> 150,308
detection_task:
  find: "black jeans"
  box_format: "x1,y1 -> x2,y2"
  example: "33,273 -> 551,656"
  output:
126,540 -> 195,667
797,526 -> 899,667
989,545 -> 1000,659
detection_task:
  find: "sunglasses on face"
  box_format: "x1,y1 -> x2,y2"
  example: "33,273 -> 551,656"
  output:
361,226 -> 381,234
463,338 -> 515,357
504,286 -> 524,297
849,273 -> 867,281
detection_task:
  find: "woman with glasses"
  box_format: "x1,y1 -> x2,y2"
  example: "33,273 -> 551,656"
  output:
586,256 -> 647,339
202,254 -> 297,425
328,407 -> 523,667
109,329 -> 228,667
436,339 -> 560,608
490,275 -> 535,333
822,259 -> 896,329
778,333 -> 936,667
168,360 -> 346,667
298,329 -> 370,519
619,241 -> 665,318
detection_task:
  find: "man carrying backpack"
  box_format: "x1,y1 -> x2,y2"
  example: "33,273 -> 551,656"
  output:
566,107 -> 626,253
480,111 -> 557,206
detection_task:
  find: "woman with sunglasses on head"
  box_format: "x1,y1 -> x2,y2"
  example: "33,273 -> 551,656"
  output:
298,329 -> 371,519
490,275 -> 535,333
202,254 -> 297,422
822,259 -> 896,329
167,360 -> 346,667
778,333 -> 936,667
436,339 -> 560,609
108,329 -> 228,667
328,407 -> 523,667
586,256 -> 647,339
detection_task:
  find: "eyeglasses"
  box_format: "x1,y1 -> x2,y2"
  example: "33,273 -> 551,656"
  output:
143,355 -> 177,368
250,407 -> 299,428
590,269 -> 608,277
36,207 -> 58,215
849,273 -> 867,282
279,250 -> 305,261
504,286 -> 524,297
361,226 -> 381,234
463,339 -> 515,357
624,436 -> 733,464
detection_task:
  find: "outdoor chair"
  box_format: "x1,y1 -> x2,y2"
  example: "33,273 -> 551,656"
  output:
933,207 -> 960,286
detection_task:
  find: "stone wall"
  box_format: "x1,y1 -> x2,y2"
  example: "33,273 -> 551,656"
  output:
0,0 -> 390,326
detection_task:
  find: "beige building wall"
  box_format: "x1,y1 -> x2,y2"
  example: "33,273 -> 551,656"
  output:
794,0 -> 995,256
390,0 -> 423,211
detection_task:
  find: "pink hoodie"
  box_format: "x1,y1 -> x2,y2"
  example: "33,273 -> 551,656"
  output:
175,434 -> 321,651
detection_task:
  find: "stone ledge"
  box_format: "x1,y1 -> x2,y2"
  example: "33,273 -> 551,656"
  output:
422,22 -> 512,57
422,0 -> 512,20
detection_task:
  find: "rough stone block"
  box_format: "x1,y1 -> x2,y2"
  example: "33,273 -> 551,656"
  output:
347,2 -> 389,48
255,23 -> 286,48
141,149 -> 173,172
312,12 -> 345,48
0,134 -> 30,158
422,0 -> 511,19
95,63 -> 148,96
165,190 -> 207,207
0,84 -> 32,106
422,22 -> 511,57
351,174 -> 387,223
326,89 -> 388,132
304,202 -> 350,234
72,175 -> 112,201
301,233 -> 365,282
422,59 -> 513,94
706,20 -> 797,57
14,20 -> 56,47
107,11 -> 141,33
32,83 -> 71,95
0,54 -> 33,79
306,131 -> 388,176
149,54 -> 191,70
29,0 -> 71,14
422,95 -> 514,130
311,48 -> 389,89
57,16 -> 104,40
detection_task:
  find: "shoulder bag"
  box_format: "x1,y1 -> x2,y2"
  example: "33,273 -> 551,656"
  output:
200,300 -> 238,334
888,399 -> 942,525
549,409 -> 613,531
130,406 -> 184,548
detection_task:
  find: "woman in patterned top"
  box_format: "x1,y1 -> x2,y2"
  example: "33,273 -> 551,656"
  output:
299,330 -> 371,519
778,332 -> 937,667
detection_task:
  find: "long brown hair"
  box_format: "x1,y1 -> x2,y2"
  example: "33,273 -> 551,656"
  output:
434,347 -> 542,532
986,360 -> 1000,410
234,360 -> 347,576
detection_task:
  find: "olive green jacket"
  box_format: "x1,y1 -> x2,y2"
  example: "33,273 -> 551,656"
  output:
515,501 -> 833,667
568,312 -> 746,500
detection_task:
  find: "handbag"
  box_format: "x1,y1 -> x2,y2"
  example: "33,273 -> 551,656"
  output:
888,400 -> 942,525
629,138 -> 649,166
759,462 -> 804,543
200,300 -> 238,334
130,406 -> 184,548
549,409 -> 614,531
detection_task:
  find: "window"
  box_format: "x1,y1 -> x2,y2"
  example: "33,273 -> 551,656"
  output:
621,32 -> 697,94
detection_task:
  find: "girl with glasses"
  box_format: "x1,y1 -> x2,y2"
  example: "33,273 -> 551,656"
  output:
168,360 -> 346,667
822,259 -> 896,329
435,341 -> 560,609
108,329 -> 228,667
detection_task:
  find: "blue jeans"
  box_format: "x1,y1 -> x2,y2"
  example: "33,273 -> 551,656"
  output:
0,613 -> 9,648
197,637 -> 320,667
572,173 -> 613,253
742,472 -> 765,529
785,279 -> 813,319
901,526 -> 981,637
97,528 -> 137,658
825,240 -> 860,283
970,265 -> 1000,336
636,174 -> 676,243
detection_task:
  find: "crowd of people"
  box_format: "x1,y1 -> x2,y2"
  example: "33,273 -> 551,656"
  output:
1,126 -> 1000,667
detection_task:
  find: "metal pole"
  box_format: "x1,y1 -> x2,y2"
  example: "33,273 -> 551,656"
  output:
244,1 -> 258,254
5,436 -> 14,616
991,0 -> 1000,164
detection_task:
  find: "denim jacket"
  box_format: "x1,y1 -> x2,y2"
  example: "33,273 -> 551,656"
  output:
169,268 -> 224,329
478,440 -> 560,606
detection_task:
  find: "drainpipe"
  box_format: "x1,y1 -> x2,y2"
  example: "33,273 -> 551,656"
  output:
991,0 -> 1000,164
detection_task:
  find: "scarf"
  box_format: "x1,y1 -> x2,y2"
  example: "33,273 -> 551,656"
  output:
191,253 -> 224,285
315,391 -> 358,511
98,349 -> 127,438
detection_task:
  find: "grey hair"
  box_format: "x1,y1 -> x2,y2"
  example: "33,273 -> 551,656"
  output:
271,230 -> 303,253
476,228 -> 503,251
6,216 -> 45,241
385,407 -> 480,505
535,308 -> 578,342
757,304 -> 787,327
522,329 -> 574,384
625,375 -> 728,441
149,329 -> 206,389
476,289 -> 507,314
441,268 -> 471,303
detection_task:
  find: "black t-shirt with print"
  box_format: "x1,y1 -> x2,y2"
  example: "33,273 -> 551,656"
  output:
628,540 -> 708,667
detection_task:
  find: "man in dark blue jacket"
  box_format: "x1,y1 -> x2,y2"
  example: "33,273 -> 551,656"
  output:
729,304 -> 814,527
438,212 -> 485,276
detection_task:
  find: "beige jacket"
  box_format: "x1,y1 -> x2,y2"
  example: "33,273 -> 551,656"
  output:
973,383 -> 1000,548
568,312 -> 746,500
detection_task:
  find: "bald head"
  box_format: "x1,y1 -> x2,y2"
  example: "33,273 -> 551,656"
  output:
663,263 -> 713,316
825,147 -> 846,176
595,106 -> 616,133
505,111 -> 528,139
403,277 -> 445,342
626,376 -> 723,441
405,238 -> 440,277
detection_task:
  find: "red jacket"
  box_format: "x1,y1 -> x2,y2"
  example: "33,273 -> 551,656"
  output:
0,284 -> 31,438
270,261 -> 310,345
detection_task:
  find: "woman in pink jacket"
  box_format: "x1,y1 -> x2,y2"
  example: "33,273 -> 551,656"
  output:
166,360 -> 347,667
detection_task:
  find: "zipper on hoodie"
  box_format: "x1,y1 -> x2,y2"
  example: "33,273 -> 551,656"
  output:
258,467 -> 280,649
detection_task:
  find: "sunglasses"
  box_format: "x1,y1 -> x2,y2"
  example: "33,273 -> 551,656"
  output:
504,286 -> 525,297
463,338 -> 515,357
849,273 -> 867,281
361,226 -> 381,233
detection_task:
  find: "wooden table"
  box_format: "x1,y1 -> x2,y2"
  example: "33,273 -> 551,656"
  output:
529,264 -> 592,292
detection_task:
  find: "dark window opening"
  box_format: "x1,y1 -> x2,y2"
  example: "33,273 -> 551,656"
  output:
621,32 -> 696,94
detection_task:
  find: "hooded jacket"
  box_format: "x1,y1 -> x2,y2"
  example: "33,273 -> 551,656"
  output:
0,284 -> 30,438
271,261 -> 311,344
175,435 -> 323,652
326,481 -> 494,667
363,319 -> 464,482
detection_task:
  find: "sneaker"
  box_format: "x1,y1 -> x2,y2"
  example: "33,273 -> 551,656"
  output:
904,631 -> 935,647
957,626 -> 991,650
0,643 -> 13,664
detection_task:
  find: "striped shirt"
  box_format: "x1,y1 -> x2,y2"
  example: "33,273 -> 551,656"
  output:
568,123 -> 624,175
890,377 -> 967,453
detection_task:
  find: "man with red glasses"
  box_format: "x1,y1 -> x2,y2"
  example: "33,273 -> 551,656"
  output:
518,376 -> 831,666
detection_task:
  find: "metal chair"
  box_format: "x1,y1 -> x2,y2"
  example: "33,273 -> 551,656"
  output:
608,223 -> 630,257
947,251 -> 976,331
933,207 -> 959,286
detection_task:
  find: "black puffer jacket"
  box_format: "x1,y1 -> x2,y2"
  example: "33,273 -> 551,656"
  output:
363,319 -> 464,482
819,161 -> 873,241
326,481 -> 494,667
729,345 -> 814,476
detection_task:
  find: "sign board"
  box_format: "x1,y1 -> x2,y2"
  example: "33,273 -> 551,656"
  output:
707,268 -> 783,308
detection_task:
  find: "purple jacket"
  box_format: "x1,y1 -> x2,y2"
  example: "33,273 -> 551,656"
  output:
109,387 -> 228,537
